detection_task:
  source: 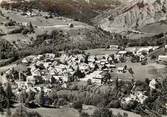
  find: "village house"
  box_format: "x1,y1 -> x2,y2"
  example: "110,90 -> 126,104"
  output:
118,51 -> 127,56
26,76 -> 36,86
109,45 -> 119,50
117,67 -> 125,73
158,55 -> 167,62
165,45 -> 167,49
136,46 -> 158,56
125,47 -> 137,54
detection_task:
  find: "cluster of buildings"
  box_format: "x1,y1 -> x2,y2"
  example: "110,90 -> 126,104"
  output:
20,53 -> 117,86
110,45 -> 167,63
3,45 -> 164,93
3,50 -> 131,92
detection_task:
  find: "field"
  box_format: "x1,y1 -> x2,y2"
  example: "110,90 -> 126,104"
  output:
4,105 -> 141,117
83,105 -> 141,117
85,48 -> 117,55
115,62 -> 167,81
1,107 -> 80,117
31,108 -> 80,117
33,106 -> 141,117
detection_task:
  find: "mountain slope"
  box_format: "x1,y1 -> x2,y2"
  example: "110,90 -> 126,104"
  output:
94,0 -> 167,35
0,8 -> 120,60
0,0 -> 127,23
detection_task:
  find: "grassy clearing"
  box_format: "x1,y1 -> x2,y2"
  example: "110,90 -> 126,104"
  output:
30,108 -> 80,117
85,48 -> 117,55
114,62 -> 167,81
83,105 -> 141,117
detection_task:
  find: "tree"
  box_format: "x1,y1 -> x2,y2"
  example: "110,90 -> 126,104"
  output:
4,82 -> 15,117
101,71 -> 111,84
5,83 -> 13,99
29,22 -> 34,33
25,90 -> 36,107
5,82 -> 15,108
0,83 -> 5,112
36,87 -> 44,107
19,90 -> 27,103
73,65 -> 85,80
128,68 -> 135,78
84,54 -> 89,64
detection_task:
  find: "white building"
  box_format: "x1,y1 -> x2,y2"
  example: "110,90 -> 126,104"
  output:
117,67 -> 125,73
158,55 -> 167,62
109,45 -> 119,50
118,51 -> 127,56
165,45 -> 167,49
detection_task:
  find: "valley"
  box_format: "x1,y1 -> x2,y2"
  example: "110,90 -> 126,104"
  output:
0,0 -> 167,117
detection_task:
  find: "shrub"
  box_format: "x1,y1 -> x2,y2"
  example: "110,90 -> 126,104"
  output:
123,112 -> 128,117
80,112 -> 90,117
92,108 -> 113,117
0,39 -> 18,59
117,112 -> 123,117
107,100 -> 120,108
56,98 -> 68,107
141,51 -> 147,56
28,111 -> 42,117
87,79 -> 92,86
150,55 -> 157,60
72,101 -> 83,110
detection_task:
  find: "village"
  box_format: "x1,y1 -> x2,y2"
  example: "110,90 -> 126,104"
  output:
0,0 -> 167,116
0,44 -> 167,117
